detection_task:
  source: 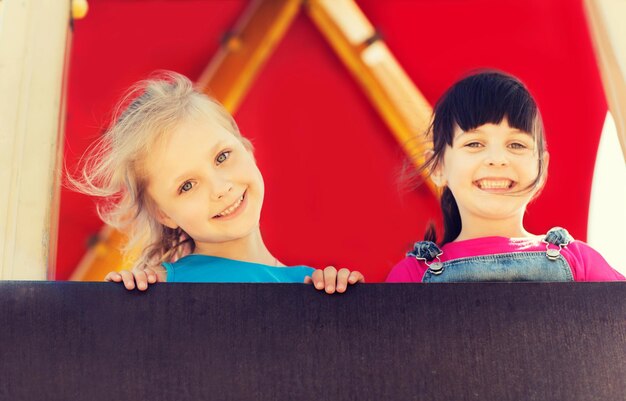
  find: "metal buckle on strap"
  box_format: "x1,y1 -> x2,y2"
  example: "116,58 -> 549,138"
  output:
415,252 -> 445,275
543,242 -> 565,261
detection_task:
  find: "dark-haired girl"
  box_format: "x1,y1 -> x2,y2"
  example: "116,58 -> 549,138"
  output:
387,71 -> 623,282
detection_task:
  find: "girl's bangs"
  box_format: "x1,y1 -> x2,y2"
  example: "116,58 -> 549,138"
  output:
450,80 -> 537,135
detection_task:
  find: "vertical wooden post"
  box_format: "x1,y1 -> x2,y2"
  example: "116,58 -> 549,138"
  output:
0,1 -> 71,279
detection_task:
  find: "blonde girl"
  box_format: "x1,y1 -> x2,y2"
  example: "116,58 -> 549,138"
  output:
71,71 -> 362,292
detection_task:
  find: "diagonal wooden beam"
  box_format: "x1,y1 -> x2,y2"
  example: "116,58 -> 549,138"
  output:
197,0 -> 301,112
70,225 -> 134,282
306,0 -> 437,195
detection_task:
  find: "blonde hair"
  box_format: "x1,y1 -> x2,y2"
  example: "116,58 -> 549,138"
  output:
69,71 -> 252,269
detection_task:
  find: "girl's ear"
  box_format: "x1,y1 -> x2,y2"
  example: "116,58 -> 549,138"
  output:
430,168 -> 446,187
425,150 -> 446,187
154,208 -> 178,230
144,194 -> 179,229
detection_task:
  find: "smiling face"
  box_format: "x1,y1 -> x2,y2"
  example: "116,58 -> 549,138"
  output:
143,115 -> 264,250
433,119 -> 547,236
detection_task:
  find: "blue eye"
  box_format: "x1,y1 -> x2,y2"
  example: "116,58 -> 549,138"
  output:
465,142 -> 482,148
216,151 -> 231,164
179,181 -> 193,193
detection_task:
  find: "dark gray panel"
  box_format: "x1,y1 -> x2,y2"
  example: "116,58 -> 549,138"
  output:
1,282 -> 625,401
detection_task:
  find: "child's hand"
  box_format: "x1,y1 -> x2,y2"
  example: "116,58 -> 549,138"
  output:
304,266 -> 364,294
104,265 -> 166,291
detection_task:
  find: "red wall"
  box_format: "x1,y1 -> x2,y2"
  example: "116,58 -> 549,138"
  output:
59,0 -> 606,282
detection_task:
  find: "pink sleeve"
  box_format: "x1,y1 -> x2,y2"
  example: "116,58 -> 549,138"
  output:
385,257 -> 427,283
564,241 -> 625,282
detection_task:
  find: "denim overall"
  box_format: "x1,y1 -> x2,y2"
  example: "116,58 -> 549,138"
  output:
408,227 -> 575,282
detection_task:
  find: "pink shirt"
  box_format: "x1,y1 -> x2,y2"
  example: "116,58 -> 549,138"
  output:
386,236 -> 624,283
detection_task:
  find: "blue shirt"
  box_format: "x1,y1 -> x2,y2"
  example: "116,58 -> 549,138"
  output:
162,254 -> 315,283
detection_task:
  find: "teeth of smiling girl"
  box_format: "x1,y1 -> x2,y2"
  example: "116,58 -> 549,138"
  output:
216,195 -> 244,217
476,179 -> 513,189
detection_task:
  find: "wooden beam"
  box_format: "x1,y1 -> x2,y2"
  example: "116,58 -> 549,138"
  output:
69,226 -> 134,282
197,0 -> 301,112
306,0 -> 437,195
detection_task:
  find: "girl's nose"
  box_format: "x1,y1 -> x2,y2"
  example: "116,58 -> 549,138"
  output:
209,175 -> 233,201
487,159 -> 508,166
214,186 -> 233,200
485,148 -> 509,166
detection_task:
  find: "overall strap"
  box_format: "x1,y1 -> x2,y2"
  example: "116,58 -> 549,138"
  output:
542,227 -> 574,260
407,241 -> 444,275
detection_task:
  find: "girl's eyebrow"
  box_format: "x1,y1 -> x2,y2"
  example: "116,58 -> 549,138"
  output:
469,127 -> 525,133
208,139 -> 229,155
459,128 -> 530,136
455,130 -> 481,139
169,140 -> 229,187
170,170 -> 195,191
